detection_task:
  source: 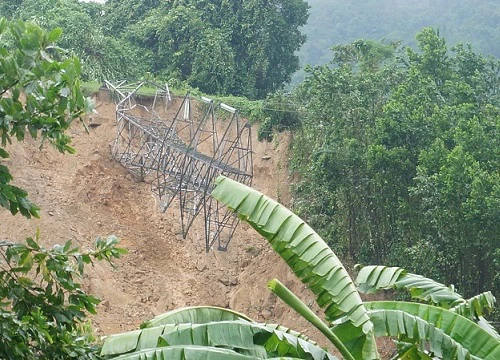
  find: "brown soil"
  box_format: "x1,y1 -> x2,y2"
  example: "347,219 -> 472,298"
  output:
0,92 -> 333,348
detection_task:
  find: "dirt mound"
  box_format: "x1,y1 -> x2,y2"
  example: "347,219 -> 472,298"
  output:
0,92 -> 329,345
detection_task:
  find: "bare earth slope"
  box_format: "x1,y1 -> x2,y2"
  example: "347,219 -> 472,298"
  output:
0,92 -> 327,344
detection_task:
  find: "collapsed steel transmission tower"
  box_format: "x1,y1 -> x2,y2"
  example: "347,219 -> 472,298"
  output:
106,81 -> 253,251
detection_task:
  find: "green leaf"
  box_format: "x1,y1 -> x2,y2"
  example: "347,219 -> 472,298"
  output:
356,265 -> 464,307
25,237 -> 40,250
211,176 -> 378,359
356,266 -> 498,329
451,292 -> 497,319
101,329 -> 143,355
142,306 -> 254,329
0,149 -> 9,158
103,345 -> 259,359
102,319 -> 335,359
47,28 -> 62,43
364,301 -> 500,360
355,265 -> 406,294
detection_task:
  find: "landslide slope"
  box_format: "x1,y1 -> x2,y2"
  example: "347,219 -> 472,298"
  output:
0,91 -> 325,343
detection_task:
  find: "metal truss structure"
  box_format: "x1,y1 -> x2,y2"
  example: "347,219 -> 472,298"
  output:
106,81 -> 253,251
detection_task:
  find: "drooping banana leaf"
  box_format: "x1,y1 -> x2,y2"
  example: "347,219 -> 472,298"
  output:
355,265 -> 464,307
211,176 -> 378,360
450,292 -> 499,340
450,292 -> 496,318
101,319 -> 336,360
141,306 -> 254,328
362,301 -> 500,360
355,265 -> 499,336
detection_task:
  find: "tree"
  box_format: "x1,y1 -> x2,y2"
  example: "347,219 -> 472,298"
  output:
295,0 -> 500,84
0,236 -> 125,359
290,39 -> 404,263
287,29 -> 500,299
109,0 -> 309,98
0,17 -> 92,217
375,28 -> 500,298
7,0 -> 144,81
0,18 -> 126,358
99,176 -> 500,359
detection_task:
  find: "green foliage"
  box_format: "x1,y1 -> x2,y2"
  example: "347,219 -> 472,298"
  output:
101,306 -> 335,360
0,18 -> 92,218
0,235 -> 126,359
295,0 -> 500,84
258,91 -> 301,141
10,0 -> 145,82
288,28 -> 500,301
355,265 -> 499,338
0,18 -> 127,359
114,0 -> 309,98
211,176 -> 379,359
364,302 -> 500,360
6,0 -> 309,98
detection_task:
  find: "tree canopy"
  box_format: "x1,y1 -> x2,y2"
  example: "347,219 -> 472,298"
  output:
2,0 -> 309,99
280,28 -> 500,303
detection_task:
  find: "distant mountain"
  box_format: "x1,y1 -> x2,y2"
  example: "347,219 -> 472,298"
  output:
294,0 -> 500,83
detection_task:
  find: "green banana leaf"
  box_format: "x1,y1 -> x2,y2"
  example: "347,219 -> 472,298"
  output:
103,345 -> 261,359
109,344 -> 304,360
141,306 -> 254,328
102,319 -> 336,359
211,176 -> 378,360
450,292 -> 496,318
362,301 -> 500,360
355,265 -> 499,338
355,265 -> 463,307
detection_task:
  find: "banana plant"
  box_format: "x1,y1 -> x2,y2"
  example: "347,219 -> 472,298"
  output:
211,176 -> 500,359
101,306 -> 337,359
355,265 -> 500,339
211,176 -> 379,360
100,176 -> 500,359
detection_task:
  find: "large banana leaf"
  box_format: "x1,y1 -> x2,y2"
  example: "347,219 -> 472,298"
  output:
356,265 -> 464,307
211,176 -> 378,360
142,306 -> 315,344
109,345 -> 304,360
103,345 -> 261,360
101,319 -> 336,359
355,265 -> 499,338
141,306 -> 254,328
363,301 -> 500,360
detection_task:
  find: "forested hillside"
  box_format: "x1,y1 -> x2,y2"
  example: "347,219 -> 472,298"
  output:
296,0 -> 500,83
275,29 -> 500,303
1,0 -> 308,99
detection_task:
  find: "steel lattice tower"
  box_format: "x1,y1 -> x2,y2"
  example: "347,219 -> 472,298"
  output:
106,81 -> 253,251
